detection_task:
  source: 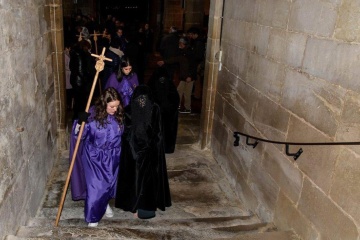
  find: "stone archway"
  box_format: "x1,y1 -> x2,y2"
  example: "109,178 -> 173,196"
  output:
199,0 -> 222,149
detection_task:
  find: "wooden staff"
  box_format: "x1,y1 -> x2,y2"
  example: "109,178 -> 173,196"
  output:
54,47 -> 112,227
90,30 -> 104,94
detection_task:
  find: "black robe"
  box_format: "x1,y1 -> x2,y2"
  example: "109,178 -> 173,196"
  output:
147,67 -> 180,153
115,85 -> 171,216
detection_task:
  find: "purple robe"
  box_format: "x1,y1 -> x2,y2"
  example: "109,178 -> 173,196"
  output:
69,106 -> 124,223
104,72 -> 139,107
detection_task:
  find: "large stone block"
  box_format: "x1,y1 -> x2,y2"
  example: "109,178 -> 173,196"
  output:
249,24 -> 271,56
246,54 -> 285,103
234,171 -> 259,212
267,29 -> 307,68
288,0 -> 338,37
223,101 -> 245,132
303,37 -> 360,92
212,116 -> 228,157
234,80 -> 259,122
228,0 -> 256,22
274,191 -> 320,240
248,161 -> 280,222
252,94 -> 289,141
336,90 -> 360,155
288,115 -> 339,193
262,144 -> 303,203
216,67 -> 237,103
298,178 -> 358,239
255,0 -> 291,29
330,148 -> 360,225
335,0 -> 360,42
282,69 -> 346,137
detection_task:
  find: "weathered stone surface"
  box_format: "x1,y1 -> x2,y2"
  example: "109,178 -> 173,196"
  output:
0,0 -> 56,237
246,54 -> 285,103
226,0 -> 256,22
267,29 -> 307,68
282,69 -> 345,137
249,25 -> 271,56
330,148 -> 360,225
336,91 -> 360,155
262,144 -> 303,203
335,0 -> 360,42
217,68 -> 237,103
288,0 -> 338,37
248,161 -> 280,222
234,81 -> 259,122
210,0 -> 360,239
303,37 -> 360,92
287,115 -> 340,193
274,192 -> 320,240
223,102 -> 245,132
252,95 -> 289,141
298,178 -> 358,239
255,0 -> 291,29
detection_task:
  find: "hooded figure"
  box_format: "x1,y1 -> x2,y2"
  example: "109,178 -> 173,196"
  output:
115,85 -> 171,219
147,67 -> 180,153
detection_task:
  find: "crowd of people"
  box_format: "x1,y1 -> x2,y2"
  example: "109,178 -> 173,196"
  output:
64,9 -> 207,227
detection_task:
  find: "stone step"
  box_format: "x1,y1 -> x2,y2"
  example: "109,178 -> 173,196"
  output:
6,227 -> 298,240
9,218 -> 277,240
35,203 -> 253,224
46,214 -> 261,228
217,231 -> 300,240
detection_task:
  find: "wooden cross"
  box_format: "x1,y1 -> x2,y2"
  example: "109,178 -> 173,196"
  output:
54,47 -> 112,227
90,30 -> 103,54
91,47 -> 112,73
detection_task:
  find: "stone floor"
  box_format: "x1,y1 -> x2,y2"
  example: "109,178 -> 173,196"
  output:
5,113 -> 299,239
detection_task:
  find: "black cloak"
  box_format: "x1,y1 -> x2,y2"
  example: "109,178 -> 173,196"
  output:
115,85 -> 171,217
147,67 -> 180,153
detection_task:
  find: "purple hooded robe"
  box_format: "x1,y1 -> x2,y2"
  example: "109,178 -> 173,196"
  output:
104,72 -> 139,107
69,106 -> 124,223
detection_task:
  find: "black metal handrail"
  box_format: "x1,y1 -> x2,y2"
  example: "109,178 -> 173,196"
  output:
233,131 -> 360,160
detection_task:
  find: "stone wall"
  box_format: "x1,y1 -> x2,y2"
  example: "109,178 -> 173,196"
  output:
0,0 -> 58,237
209,0 -> 360,239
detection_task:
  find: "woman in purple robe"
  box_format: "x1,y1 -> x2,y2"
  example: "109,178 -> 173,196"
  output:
104,57 -> 139,107
69,87 -> 124,227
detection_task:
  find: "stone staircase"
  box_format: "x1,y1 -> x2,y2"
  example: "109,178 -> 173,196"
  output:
5,114 -> 299,240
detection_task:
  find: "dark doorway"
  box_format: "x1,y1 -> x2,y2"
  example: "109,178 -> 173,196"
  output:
98,0 -> 150,23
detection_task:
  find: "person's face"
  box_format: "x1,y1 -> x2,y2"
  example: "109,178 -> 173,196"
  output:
117,29 -> 123,37
144,24 -> 149,30
106,100 -> 120,115
122,66 -> 132,75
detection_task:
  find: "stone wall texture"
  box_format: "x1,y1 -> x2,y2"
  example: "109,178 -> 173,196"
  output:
0,0 -> 58,238
210,0 -> 360,239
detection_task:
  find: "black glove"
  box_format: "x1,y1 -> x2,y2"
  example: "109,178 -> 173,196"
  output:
77,111 -> 90,124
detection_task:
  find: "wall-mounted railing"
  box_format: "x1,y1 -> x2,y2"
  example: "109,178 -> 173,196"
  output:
233,131 -> 360,160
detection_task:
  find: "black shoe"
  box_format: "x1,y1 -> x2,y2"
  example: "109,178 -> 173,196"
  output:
179,109 -> 191,114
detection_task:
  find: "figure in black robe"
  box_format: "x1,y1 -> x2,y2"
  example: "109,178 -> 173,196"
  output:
147,67 -> 180,153
115,85 -> 171,219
